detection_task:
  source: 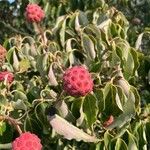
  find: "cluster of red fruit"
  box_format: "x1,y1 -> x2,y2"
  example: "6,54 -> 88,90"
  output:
0,4 -> 94,149
24,4 -> 94,97
0,3 -> 114,150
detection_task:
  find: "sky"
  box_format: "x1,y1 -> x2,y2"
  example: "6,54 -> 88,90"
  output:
8,0 -> 15,3
0,0 -> 15,3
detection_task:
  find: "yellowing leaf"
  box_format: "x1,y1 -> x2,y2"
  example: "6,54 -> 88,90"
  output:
19,59 -> 30,73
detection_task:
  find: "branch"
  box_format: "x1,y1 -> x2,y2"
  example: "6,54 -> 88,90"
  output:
0,115 -> 22,135
0,21 -> 30,36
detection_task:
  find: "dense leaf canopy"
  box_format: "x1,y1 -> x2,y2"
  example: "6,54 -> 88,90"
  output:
0,0 -> 150,149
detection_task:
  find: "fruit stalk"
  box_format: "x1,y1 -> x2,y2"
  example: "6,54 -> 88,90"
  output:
0,143 -> 12,149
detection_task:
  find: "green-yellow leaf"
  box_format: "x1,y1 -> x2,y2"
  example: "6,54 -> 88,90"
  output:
19,59 -> 30,73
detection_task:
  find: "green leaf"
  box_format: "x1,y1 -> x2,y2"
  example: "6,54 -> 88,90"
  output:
96,142 -> 105,150
106,95 -> 135,129
104,130 -> 114,149
24,114 -> 42,133
82,34 -> 96,60
65,38 -> 77,66
52,15 -> 66,34
0,122 -> 6,136
78,11 -> 89,26
127,131 -> 138,150
103,83 -> 111,100
124,52 -> 134,79
34,102 -> 50,134
6,47 -> 14,64
115,138 -> 128,150
36,53 -> 49,76
111,49 -> 121,67
12,99 -> 27,110
83,94 -> 98,127
13,90 -> 28,101
130,86 -> 140,112
29,0 -> 40,3
59,17 -> 67,47
71,98 -> 83,120
0,123 -> 13,143
130,48 -> 140,74
146,122 -> 150,149
133,122 -> 147,150
76,98 -> 85,127
103,83 -> 123,116
94,89 -> 104,112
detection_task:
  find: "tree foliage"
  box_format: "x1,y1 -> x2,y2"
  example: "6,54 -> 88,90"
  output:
0,0 -> 150,149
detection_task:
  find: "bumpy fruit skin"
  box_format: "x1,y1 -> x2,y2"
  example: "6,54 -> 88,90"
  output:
25,4 -> 45,22
0,45 -> 6,66
63,66 -> 93,97
0,71 -> 14,83
12,132 -> 42,150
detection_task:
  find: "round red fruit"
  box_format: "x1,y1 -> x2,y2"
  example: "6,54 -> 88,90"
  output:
12,132 -> 42,150
63,66 -> 93,97
25,4 -> 45,23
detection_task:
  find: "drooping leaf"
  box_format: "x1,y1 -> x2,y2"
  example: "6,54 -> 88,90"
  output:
59,17 -> 67,47
82,34 -> 96,60
48,63 -> 58,86
75,12 -> 81,32
135,32 -> 144,51
127,130 -> 138,150
104,130 -> 114,149
13,50 -> 20,71
48,114 -> 99,143
115,138 -> 128,150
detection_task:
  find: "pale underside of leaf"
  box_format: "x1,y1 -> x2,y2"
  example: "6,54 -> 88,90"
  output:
48,63 -> 58,86
48,114 -> 99,143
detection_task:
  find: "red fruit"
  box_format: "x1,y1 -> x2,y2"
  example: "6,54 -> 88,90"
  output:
63,66 -> 93,97
0,71 -> 14,83
103,115 -> 114,128
12,132 -> 42,150
25,4 -> 45,22
0,45 -> 6,66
